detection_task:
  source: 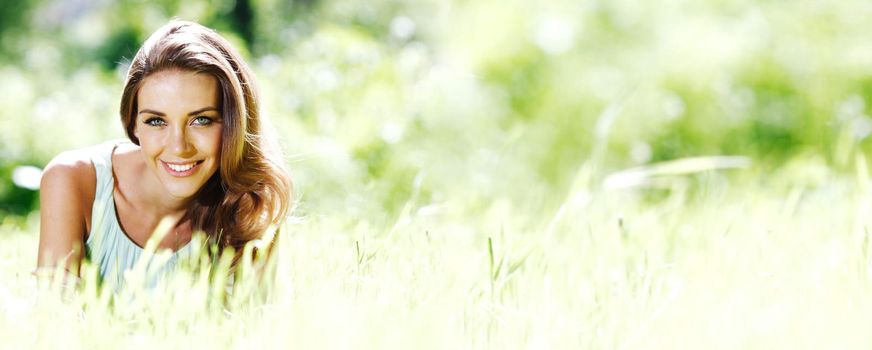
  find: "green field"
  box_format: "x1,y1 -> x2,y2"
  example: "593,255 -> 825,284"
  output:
4,169 -> 872,348
3,0 -> 872,348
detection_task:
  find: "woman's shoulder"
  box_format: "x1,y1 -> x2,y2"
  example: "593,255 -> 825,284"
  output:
113,140 -> 140,159
39,145 -> 101,238
43,147 -> 97,183
38,142 -> 123,270
41,141 -> 123,191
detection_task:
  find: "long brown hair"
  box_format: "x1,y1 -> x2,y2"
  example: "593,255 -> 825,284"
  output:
119,20 -> 292,257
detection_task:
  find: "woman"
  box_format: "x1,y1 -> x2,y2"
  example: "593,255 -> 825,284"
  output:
36,20 -> 292,287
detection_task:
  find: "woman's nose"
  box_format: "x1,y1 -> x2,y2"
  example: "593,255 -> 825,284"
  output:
169,125 -> 194,156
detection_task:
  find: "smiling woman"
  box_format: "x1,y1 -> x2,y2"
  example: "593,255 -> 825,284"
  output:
35,20 -> 293,288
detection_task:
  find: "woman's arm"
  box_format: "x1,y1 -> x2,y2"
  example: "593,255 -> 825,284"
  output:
36,151 -> 95,277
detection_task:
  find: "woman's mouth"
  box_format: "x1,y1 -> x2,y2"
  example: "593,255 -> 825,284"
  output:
161,160 -> 204,177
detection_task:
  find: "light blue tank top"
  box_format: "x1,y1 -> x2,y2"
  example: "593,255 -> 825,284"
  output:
85,140 -> 193,288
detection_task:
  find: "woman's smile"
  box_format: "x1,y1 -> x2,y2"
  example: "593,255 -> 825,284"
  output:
161,160 -> 204,177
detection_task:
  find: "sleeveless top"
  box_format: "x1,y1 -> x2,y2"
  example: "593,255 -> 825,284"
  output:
85,140 -> 193,288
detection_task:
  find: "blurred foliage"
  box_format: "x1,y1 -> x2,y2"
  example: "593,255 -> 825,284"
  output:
2,0 -> 872,218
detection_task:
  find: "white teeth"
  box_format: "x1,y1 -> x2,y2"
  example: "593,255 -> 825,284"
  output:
166,162 -> 196,172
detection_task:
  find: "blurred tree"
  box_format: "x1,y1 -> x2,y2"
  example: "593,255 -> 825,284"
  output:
0,0 -> 37,61
95,25 -> 141,70
229,0 -> 254,49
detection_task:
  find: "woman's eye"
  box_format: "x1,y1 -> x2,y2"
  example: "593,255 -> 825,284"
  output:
144,118 -> 166,127
192,116 -> 213,126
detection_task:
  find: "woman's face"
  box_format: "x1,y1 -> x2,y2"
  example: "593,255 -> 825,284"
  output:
134,69 -> 223,200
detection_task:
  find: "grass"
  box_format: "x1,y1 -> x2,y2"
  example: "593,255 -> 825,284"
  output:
2,157 -> 872,349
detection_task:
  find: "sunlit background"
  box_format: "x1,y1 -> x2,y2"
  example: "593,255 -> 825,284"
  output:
2,0 -> 870,220
4,0 -> 872,348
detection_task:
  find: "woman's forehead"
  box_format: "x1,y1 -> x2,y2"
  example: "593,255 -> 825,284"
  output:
138,70 -> 220,114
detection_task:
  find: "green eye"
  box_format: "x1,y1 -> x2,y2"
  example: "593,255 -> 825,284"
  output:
144,118 -> 166,126
192,116 -> 213,126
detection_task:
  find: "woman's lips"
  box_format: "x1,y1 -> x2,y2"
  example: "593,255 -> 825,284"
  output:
161,160 -> 203,177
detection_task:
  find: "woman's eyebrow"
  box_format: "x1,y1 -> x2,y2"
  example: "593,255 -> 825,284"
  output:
187,107 -> 219,116
137,107 -> 219,116
138,109 -> 165,116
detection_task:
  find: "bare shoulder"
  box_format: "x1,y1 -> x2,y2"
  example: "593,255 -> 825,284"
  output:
40,145 -> 101,226
37,145 -> 102,274
41,147 -> 97,192
113,141 -> 142,163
